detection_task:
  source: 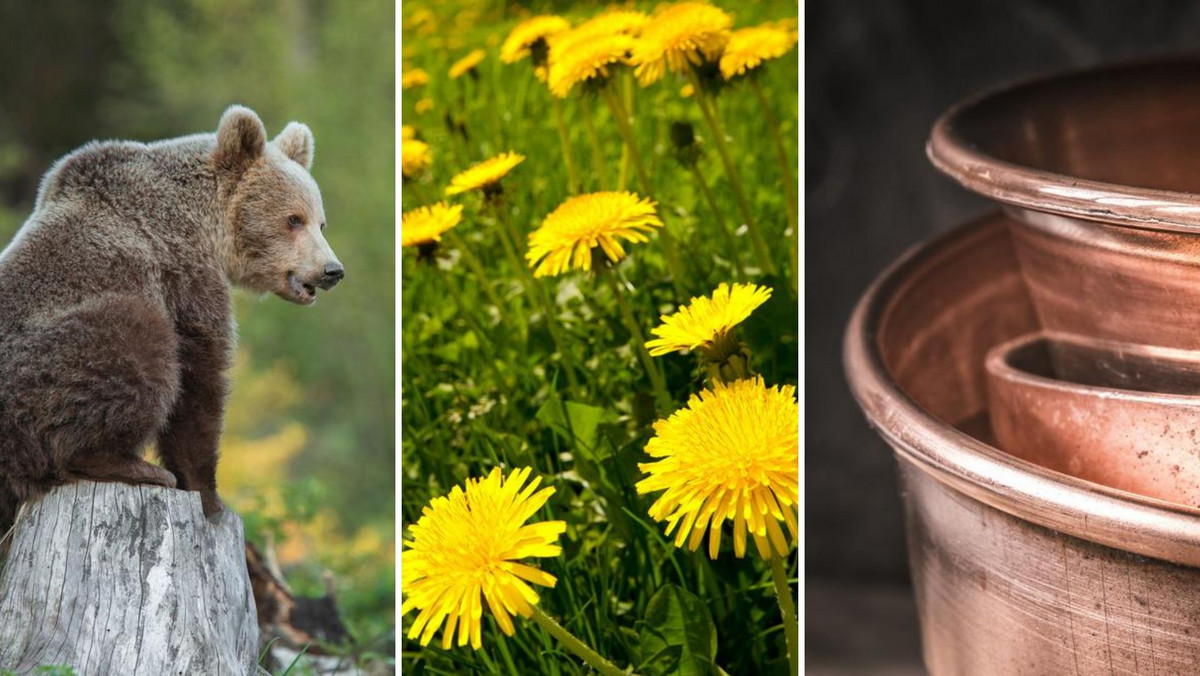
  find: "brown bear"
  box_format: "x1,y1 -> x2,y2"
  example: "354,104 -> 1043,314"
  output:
0,105 -> 343,527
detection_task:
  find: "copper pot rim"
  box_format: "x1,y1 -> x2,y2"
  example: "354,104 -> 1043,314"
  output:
927,55 -> 1200,234
844,214 -> 1200,567
985,330 -> 1200,408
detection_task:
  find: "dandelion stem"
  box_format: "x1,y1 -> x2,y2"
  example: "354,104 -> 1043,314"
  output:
403,177 -> 431,208
533,278 -> 582,398
769,551 -> 799,676
749,77 -> 798,293
579,96 -> 607,190
494,210 -> 527,281
688,163 -> 744,279
601,267 -> 672,412
686,68 -> 776,276
484,201 -> 535,339
529,605 -> 632,676
444,230 -> 505,311
599,84 -> 650,194
452,81 -> 474,164
600,82 -> 690,298
494,202 -> 582,396
434,259 -> 507,385
446,115 -> 468,167
551,96 -> 581,194
495,203 -> 527,270
617,71 -> 634,190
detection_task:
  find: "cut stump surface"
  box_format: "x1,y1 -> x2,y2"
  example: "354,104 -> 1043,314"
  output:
0,481 -> 260,674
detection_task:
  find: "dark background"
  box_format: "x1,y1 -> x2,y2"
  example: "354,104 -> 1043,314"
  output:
805,1 -> 1200,672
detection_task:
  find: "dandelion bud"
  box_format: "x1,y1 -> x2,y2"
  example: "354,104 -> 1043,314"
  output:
670,121 -> 695,150
670,121 -> 701,167
530,37 -> 550,70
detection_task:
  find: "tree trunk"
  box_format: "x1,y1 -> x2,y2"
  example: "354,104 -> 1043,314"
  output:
0,481 -> 261,674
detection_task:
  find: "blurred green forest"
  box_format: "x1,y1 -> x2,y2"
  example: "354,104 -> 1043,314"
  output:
0,0 -> 395,648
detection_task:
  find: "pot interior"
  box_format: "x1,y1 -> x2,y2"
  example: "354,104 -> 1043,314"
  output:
853,210 -> 1200,566
1005,336 -> 1200,396
876,216 -> 1038,430
947,59 -> 1200,194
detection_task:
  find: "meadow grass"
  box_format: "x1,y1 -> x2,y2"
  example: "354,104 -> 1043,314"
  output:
401,2 -> 798,674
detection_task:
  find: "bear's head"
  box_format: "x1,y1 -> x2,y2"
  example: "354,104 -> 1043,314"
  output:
212,105 -> 344,305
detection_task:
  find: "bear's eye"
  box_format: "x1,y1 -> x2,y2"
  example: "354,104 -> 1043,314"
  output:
319,221 -> 326,230
287,215 -> 303,228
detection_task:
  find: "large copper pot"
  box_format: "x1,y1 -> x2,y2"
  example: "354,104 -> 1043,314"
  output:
927,58 -> 1200,354
847,58 -> 1200,673
845,213 -> 1200,674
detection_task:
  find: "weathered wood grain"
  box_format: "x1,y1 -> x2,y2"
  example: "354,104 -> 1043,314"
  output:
0,481 -> 260,674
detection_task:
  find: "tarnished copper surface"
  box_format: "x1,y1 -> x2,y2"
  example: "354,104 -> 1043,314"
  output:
844,213 -> 1200,674
928,57 -> 1200,232
988,331 -> 1200,509
928,57 -> 1200,352
1005,209 -> 1200,352
902,461 -> 1200,675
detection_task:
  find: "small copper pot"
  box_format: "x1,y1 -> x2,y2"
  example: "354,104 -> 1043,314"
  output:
987,331 -> 1200,509
845,212 -> 1200,675
928,57 -> 1200,355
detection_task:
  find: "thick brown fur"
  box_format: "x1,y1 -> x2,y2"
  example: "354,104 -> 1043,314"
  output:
0,105 -> 342,528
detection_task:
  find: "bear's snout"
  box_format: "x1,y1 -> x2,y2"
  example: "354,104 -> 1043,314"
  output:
319,262 -> 345,290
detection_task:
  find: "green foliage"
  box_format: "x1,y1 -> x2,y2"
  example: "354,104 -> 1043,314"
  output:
280,644 -> 311,675
535,394 -> 612,457
638,585 -> 718,676
402,1 -> 797,674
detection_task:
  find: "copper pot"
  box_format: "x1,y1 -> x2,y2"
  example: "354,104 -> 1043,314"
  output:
987,331 -> 1200,509
928,57 -> 1200,355
845,212 -> 1200,674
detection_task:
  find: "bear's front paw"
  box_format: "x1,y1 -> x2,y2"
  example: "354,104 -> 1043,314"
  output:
200,490 -> 225,517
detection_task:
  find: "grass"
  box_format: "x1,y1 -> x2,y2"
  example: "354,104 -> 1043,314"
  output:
401,2 -> 798,674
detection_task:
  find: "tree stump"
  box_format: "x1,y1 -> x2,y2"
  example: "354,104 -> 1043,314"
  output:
0,481 -> 261,674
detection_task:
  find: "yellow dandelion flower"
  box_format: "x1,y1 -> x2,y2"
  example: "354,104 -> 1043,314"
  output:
526,191 -> 661,277
406,8 -> 436,31
415,98 -> 435,114
449,49 -> 486,79
551,9 -> 648,55
719,21 -> 798,80
631,2 -> 732,86
680,83 -> 695,98
646,283 -> 772,356
547,9 -> 646,74
402,202 -> 463,248
546,32 -> 635,98
402,467 -> 566,650
454,8 -> 481,31
401,125 -> 416,140
402,67 -> 429,89
445,152 -> 525,196
501,15 -> 571,64
637,377 -> 798,559
579,9 -> 648,37
401,138 -> 432,179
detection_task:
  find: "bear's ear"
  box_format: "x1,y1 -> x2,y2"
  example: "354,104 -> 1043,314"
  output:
214,105 -> 266,174
273,122 -> 315,170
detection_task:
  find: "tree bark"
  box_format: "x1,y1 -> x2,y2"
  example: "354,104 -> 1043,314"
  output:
0,481 -> 261,674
